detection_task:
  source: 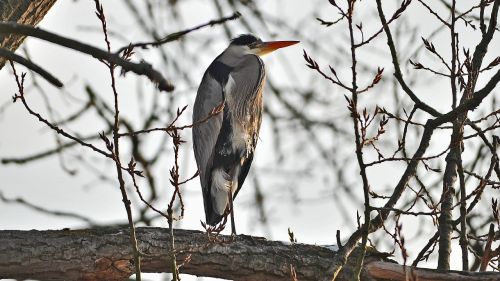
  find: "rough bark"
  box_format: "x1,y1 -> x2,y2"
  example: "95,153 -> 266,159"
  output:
367,261 -> 500,281
0,227 -> 499,281
0,227 -> 382,281
0,0 -> 57,68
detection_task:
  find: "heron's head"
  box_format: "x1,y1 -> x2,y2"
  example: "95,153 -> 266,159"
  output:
230,34 -> 299,57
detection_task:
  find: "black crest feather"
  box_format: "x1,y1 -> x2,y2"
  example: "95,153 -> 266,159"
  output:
231,34 -> 262,46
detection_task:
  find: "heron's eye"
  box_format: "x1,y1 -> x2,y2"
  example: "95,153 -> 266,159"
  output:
248,42 -> 260,49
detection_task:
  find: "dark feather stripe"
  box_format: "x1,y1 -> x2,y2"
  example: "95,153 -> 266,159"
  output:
208,61 -> 232,87
213,103 -> 244,169
204,176 -> 223,225
204,176 -> 218,224
234,153 -> 254,199
205,103 -> 243,225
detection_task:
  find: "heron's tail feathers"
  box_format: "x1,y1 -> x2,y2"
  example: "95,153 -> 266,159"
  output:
206,211 -> 224,226
205,168 -> 235,226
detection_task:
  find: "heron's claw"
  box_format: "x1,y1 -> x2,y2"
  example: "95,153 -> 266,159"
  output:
230,232 -> 237,242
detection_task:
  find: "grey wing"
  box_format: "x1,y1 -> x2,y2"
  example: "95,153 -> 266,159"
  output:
192,69 -> 224,218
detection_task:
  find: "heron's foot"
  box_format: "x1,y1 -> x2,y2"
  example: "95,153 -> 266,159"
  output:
230,223 -> 237,237
229,232 -> 237,242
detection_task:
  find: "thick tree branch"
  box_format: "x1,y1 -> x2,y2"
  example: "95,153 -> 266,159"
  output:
0,0 -> 57,68
0,227 -> 387,281
367,261 -> 500,281
0,22 -> 174,92
0,227 -> 498,281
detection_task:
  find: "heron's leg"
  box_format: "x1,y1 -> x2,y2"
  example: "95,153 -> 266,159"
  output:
228,189 -> 236,236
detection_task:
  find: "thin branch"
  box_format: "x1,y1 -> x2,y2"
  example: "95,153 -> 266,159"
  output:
370,206 -> 440,217
479,224 -> 497,271
9,62 -> 112,159
115,11 -> 241,54
346,1 -> 372,277
417,0 -> 450,28
1,132 -> 108,165
375,0 -> 442,117
93,1 -> 142,278
365,147 -> 449,167
354,0 -> 413,48
117,102 -> 224,137
0,191 -> 94,225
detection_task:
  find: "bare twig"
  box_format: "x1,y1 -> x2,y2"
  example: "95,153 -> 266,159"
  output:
115,11 -> 241,54
479,224 -> 497,271
344,1 -> 372,278
375,0 -> 441,117
0,191 -> 94,224
117,102 -> 224,137
9,62 -> 112,159
167,126 -> 184,280
94,1 -> 142,278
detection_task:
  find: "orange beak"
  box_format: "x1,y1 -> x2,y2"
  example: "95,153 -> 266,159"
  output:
253,40 -> 300,56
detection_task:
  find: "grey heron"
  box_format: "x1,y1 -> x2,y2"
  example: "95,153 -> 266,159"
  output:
192,34 -> 298,235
